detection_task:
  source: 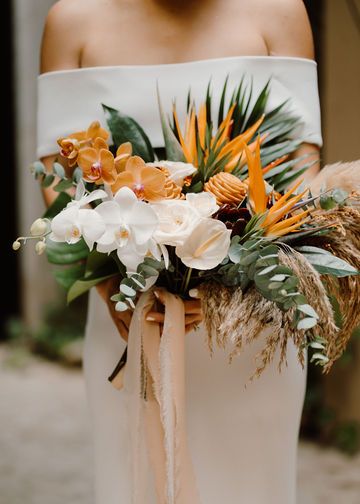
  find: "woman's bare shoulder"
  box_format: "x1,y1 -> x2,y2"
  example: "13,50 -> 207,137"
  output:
258,0 -> 314,59
40,0 -> 102,73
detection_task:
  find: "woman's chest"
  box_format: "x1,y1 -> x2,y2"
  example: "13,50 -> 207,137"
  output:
80,1 -> 269,67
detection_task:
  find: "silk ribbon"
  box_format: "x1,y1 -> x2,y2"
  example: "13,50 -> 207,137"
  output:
118,288 -> 200,504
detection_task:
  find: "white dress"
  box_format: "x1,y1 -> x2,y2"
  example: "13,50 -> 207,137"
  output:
37,56 -> 323,504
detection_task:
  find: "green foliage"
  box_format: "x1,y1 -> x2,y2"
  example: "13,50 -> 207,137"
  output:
295,246 -> 359,277
320,188 -> 349,210
42,192 -> 72,219
157,85 -> 186,162
102,103 -> 155,161
45,237 -> 89,264
111,257 -> 165,311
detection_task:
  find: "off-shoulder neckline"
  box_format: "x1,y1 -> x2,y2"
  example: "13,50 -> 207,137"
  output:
38,55 -> 317,79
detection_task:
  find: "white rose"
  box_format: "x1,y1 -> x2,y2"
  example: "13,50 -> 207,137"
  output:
151,199 -> 200,246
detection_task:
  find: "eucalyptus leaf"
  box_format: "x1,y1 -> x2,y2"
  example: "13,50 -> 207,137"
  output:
41,174 -> 55,188
297,317 -> 318,330
297,304 -> 319,319
31,161 -> 46,178
53,178 -> 74,193
52,162 -> 66,179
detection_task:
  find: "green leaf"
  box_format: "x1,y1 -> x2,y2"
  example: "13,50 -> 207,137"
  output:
41,174 -> 55,188
52,162 -> 66,179
157,86 -> 185,162
67,272 -> 117,303
53,179 -> 74,192
297,317 -> 318,330
297,304 -> 319,319
46,238 -> 89,265
31,161 -> 46,179
72,168 -> 83,183
54,263 -> 86,290
310,353 -> 329,364
120,283 -> 137,297
102,104 -> 155,162
42,192 -> 72,219
296,246 -> 359,277
257,264 -> 278,276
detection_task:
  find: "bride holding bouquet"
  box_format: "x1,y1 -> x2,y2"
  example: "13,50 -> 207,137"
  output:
28,0 -> 358,502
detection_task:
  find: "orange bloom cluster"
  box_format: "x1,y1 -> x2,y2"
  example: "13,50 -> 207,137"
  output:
173,102 -> 266,172
57,123 -> 187,201
244,138 -> 309,237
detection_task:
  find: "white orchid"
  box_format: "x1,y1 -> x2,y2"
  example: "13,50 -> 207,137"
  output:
146,160 -> 196,186
95,187 -> 158,271
50,206 -> 106,250
176,218 -> 231,270
68,179 -> 108,208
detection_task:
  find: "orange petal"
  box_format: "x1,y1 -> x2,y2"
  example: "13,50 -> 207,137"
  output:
93,137 -> 109,152
264,189 -> 308,227
87,121 -> 109,141
125,156 -> 147,182
115,154 -> 131,173
245,138 -> 267,214
266,216 -> 310,237
173,105 -> 193,163
265,210 -> 309,235
111,171 -> 135,193
266,179 -> 305,217
141,166 -> 166,188
198,102 -> 207,150
116,142 -> 133,157
100,149 -> 115,175
77,147 -> 97,173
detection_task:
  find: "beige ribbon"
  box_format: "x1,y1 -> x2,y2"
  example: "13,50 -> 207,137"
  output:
121,288 -> 200,504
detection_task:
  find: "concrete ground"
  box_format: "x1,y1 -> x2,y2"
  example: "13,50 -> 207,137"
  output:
1,345 -> 359,504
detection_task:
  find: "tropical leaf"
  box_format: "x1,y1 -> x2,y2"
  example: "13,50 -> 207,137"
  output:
45,237 -> 89,265
157,86 -> 185,162
54,263 -> 86,290
102,104 -> 155,162
42,192 -> 72,219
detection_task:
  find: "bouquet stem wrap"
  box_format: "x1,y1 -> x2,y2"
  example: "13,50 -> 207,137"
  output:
123,288 -> 200,504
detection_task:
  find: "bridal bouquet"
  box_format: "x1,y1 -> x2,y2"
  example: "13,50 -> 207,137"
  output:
14,79 -> 360,377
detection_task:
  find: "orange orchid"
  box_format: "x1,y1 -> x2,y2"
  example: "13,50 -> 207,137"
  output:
111,156 -> 166,201
172,101 -> 266,173
244,138 -> 310,237
77,137 -> 117,185
57,121 -> 109,167
114,142 -> 133,173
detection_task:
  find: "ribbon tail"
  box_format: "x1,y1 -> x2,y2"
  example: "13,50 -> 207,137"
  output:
120,289 -> 200,504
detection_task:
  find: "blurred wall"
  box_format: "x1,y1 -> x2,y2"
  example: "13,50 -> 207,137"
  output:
14,0 -> 58,329
322,0 -> 360,164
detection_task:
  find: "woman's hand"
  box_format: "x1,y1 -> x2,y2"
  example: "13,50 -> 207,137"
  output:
146,289 -> 203,334
96,276 -> 133,342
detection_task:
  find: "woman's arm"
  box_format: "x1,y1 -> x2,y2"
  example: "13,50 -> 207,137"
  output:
39,1 -> 85,206
261,0 -> 321,180
38,1 -> 203,338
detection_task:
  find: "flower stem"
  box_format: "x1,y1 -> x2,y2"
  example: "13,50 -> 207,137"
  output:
181,267 -> 193,296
